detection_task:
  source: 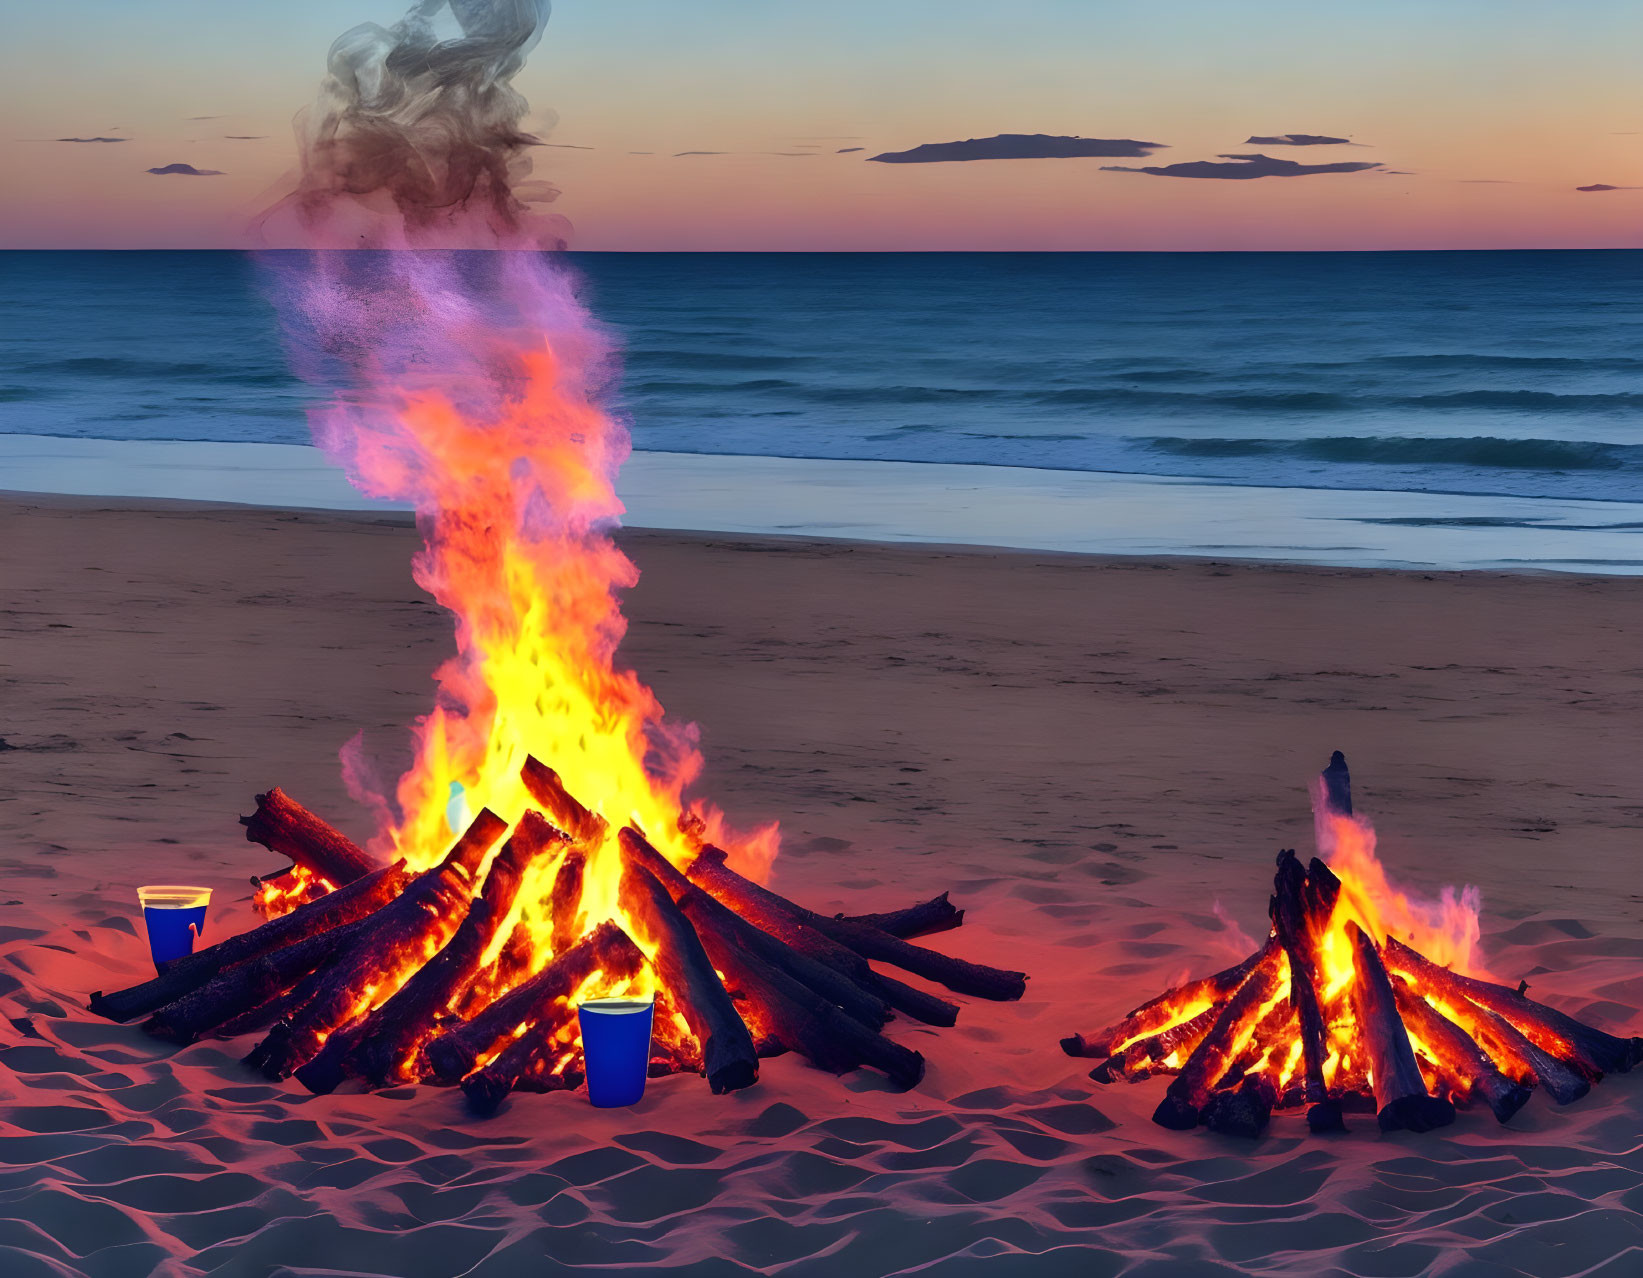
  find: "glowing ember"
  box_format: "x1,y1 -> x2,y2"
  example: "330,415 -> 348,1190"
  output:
1063,752 -> 1642,1137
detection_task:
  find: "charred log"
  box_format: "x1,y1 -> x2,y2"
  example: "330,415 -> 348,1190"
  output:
1383,936 -> 1643,1078
521,756 -> 609,849
250,809 -> 509,1080
620,830 -> 891,1030
299,813 -> 555,1094
549,847 -> 588,954
619,861 -> 758,1094
423,920 -> 644,1086
461,1003 -> 578,1116
1270,849 -> 1345,1133
1062,950 -> 1265,1059
1090,1004 -> 1221,1084
1347,922 -> 1455,1133
1202,1074 -> 1279,1138
835,893 -> 964,940
1152,940 -> 1286,1130
90,860 -> 411,1023
1392,982 -> 1530,1123
240,787 -> 381,885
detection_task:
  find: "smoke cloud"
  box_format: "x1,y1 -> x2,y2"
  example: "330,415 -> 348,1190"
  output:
257,0 -> 568,249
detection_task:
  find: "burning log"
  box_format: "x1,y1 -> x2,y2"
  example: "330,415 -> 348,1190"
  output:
686,847 -> 960,1026
90,860 -> 411,1023
145,912 -> 376,1044
1270,849 -> 1345,1133
1089,1004 -> 1220,1084
1346,922 -> 1455,1133
1383,936 -> 1643,1079
1391,982 -> 1531,1123
619,861 -> 759,1094
617,830 -> 920,1087
521,756 -> 609,849
1152,940 -> 1287,1130
461,1001 -> 578,1116
297,813 -> 558,1093
835,893 -> 964,941
249,809 -> 509,1079
423,919 -> 644,1086
1425,994 -> 1591,1106
620,830 -> 891,1029
549,847 -> 587,954
1062,950 -> 1265,1060
241,787 -> 381,886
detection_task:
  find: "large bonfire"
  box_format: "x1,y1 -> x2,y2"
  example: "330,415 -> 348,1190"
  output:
1063,753 -> 1642,1137
87,0 -> 1027,1106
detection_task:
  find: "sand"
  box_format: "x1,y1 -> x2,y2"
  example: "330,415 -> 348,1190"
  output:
2,492 -> 1642,1277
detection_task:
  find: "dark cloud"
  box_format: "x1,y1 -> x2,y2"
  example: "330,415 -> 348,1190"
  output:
147,163 -> 223,176
1244,133 -> 1354,146
1577,183 -> 1638,192
1102,152 -> 1380,180
837,146 -> 864,153
57,136 -> 126,143
869,133 -> 1165,163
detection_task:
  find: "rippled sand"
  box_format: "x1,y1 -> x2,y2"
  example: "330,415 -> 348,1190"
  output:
3,496 -> 1641,1276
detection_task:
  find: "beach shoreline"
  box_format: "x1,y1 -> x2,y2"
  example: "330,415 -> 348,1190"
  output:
3,494 -> 1642,1274
5,433 -> 1643,574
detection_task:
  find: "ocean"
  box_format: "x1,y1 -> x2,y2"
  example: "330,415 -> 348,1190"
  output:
5,249 -> 1643,508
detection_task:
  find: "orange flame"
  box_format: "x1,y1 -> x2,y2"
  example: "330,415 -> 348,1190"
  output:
272,250 -> 776,984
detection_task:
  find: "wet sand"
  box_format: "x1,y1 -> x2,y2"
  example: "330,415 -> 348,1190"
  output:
3,493 -> 1642,1277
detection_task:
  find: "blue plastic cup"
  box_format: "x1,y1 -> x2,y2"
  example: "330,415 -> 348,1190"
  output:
578,997 -> 655,1107
138,885 -> 210,970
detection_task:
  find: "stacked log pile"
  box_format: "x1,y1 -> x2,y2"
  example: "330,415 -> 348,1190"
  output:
91,756 -> 1026,1112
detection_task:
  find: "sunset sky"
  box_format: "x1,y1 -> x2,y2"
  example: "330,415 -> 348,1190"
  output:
3,0 -> 1640,250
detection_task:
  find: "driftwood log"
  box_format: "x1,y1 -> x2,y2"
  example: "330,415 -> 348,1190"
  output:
1346,922 -> 1455,1133
1270,849 -> 1345,1133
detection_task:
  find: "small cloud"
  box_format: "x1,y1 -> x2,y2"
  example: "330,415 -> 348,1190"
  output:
837,146 -> 865,153
628,150 -> 654,155
674,150 -> 727,156
1244,133 -> 1355,146
869,133 -> 1165,163
1103,153 -> 1380,180
57,136 -> 126,143
1380,169 -> 1416,175
224,135 -> 266,140
1577,183 -> 1638,192
541,142 -> 594,150
186,115 -> 224,120
146,162 -> 223,176
1458,178 -> 1514,184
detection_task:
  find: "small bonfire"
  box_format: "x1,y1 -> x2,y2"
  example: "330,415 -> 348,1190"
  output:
90,758 -> 1026,1111
1063,753 -> 1642,1137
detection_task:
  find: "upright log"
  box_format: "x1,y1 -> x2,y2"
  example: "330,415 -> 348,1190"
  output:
1152,940 -> 1286,1130
550,847 -> 587,954
620,861 -> 759,1094
241,787 -> 381,885
90,860 -> 411,1023
1392,982 -> 1531,1123
1270,849 -> 1345,1133
836,894 -> 964,940
1383,936 -> 1643,1078
423,921 -> 644,1085
1062,950 -> 1265,1059
1346,923 -> 1455,1133
1320,751 -> 1353,817
250,809 -> 509,1079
